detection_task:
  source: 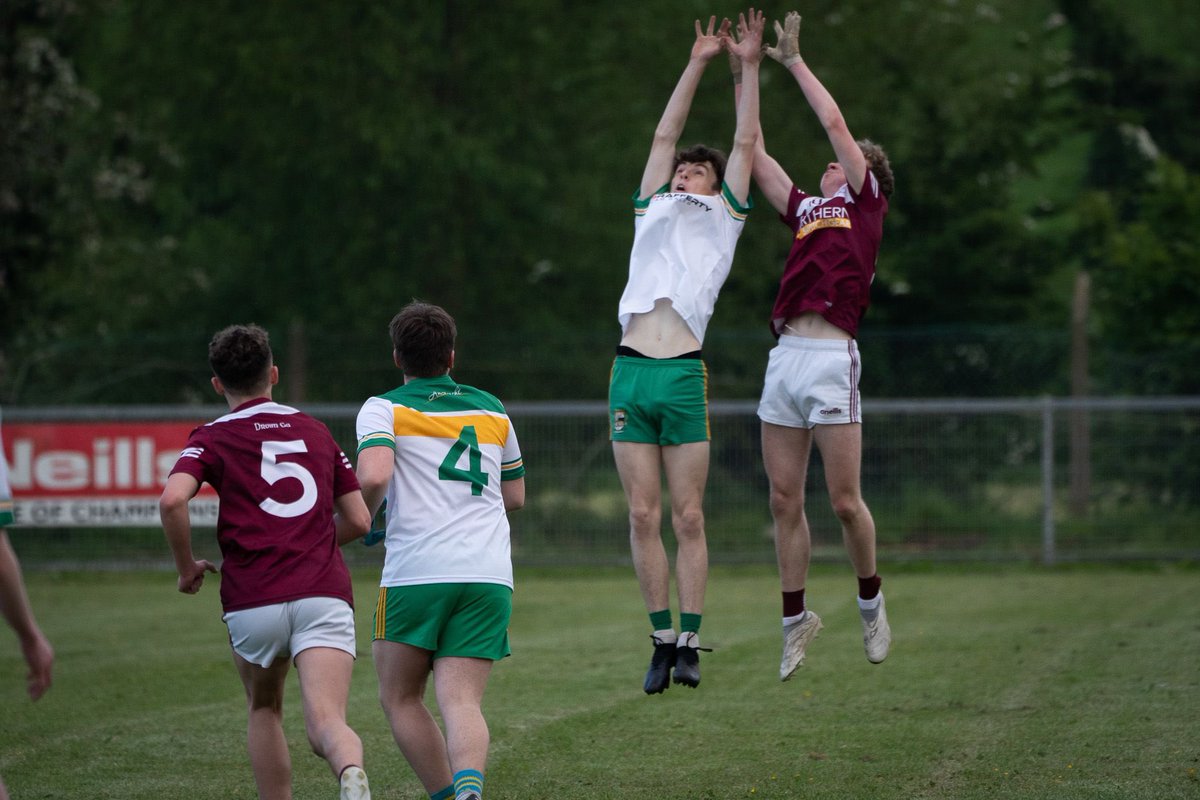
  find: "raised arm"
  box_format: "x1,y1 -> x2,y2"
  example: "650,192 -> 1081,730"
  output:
768,11 -> 867,194
730,11 -> 793,213
639,16 -> 731,199
721,8 -> 765,206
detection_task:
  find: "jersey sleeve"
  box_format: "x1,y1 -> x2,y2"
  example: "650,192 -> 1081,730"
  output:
331,438 -> 361,497
848,170 -> 884,212
780,185 -> 808,228
356,396 -> 397,453
168,426 -> 217,484
500,420 -> 524,481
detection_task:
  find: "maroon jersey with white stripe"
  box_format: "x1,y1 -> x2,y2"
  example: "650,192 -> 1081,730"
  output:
169,398 -> 359,613
771,172 -> 887,338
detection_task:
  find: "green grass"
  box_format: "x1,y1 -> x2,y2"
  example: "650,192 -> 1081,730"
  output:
2,565 -> 1198,799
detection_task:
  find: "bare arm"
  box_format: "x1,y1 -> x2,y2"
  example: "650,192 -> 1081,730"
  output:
159,472 -> 217,595
355,445 -> 393,519
639,16 -> 731,199
0,531 -> 54,700
334,489 -> 372,546
721,8 -> 765,206
501,477 -> 525,512
769,12 -> 867,193
729,9 -> 794,213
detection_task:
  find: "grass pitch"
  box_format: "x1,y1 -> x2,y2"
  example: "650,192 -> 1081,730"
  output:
1,564 -> 1198,799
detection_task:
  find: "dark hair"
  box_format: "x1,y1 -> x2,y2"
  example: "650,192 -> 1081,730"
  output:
673,144 -> 727,190
858,139 -> 895,198
208,324 -> 272,394
389,301 -> 456,378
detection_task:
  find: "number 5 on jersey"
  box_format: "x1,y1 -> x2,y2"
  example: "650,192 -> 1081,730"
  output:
438,425 -> 487,496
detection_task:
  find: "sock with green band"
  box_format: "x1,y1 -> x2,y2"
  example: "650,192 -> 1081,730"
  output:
431,786 -> 454,800
649,608 -> 673,633
454,769 -> 484,799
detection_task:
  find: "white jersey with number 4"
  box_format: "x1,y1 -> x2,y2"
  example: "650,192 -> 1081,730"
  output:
355,375 -> 524,589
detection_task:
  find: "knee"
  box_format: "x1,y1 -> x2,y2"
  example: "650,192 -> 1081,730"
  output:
671,506 -> 705,541
768,485 -> 805,521
628,504 -> 661,537
830,492 -> 866,525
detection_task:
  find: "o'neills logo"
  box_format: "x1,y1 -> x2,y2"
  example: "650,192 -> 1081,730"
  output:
819,407 -> 843,417
613,409 -> 627,433
3,421 -> 207,496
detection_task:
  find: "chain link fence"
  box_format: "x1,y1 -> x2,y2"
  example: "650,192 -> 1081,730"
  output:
5,397 -> 1198,569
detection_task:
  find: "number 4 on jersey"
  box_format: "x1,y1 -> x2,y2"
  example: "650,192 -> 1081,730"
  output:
438,425 -> 488,496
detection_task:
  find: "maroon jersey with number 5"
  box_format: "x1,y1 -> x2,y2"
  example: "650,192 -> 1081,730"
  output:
169,398 -> 360,613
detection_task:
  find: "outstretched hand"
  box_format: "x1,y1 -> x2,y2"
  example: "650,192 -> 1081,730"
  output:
692,15 -> 732,62
726,8 -> 766,65
766,11 -> 803,67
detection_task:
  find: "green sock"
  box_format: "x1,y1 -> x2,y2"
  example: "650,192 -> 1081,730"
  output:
680,612 -> 702,635
454,769 -> 484,799
649,609 -> 673,632
431,787 -> 454,800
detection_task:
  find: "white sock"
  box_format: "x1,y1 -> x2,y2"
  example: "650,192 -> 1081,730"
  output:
857,593 -> 882,612
677,631 -> 700,649
652,628 -> 677,644
782,611 -> 808,627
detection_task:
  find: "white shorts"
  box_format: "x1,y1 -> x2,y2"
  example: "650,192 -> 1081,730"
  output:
223,596 -> 356,668
757,336 -> 862,428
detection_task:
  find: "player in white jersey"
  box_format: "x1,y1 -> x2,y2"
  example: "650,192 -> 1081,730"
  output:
611,10 -> 763,695
355,302 -> 524,800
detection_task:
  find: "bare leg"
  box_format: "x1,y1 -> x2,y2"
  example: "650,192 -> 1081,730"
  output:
813,423 -> 877,578
612,442 -> 669,614
762,422 -> 815,593
233,651 -> 293,800
374,639 -> 452,794
432,656 -> 494,776
661,441 -> 710,617
294,646 -> 364,779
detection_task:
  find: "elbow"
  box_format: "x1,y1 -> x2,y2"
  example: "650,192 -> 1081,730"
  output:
821,110 -> 849,138
158,491 -> 187,520
348,508 -> 372,538
732,128 -> 759,152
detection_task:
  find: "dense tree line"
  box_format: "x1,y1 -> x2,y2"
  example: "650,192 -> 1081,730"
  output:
1,0 -> 1196,403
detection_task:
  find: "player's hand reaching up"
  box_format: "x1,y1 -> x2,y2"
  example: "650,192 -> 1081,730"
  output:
691,15 -> 732,62
766,11 -> 803,67
726,8 -> 766,65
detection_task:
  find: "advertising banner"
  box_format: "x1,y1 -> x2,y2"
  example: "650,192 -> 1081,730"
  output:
1,421 -> 218,527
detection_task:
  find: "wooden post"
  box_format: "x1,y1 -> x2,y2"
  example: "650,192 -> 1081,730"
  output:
1069,271 -> 1091,515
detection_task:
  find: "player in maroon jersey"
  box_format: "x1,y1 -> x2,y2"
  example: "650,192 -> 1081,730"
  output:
160,324 -> 373,800
732,11 -> 895,680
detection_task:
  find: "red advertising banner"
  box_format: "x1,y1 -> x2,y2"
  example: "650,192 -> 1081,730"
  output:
2,421 -> 218,527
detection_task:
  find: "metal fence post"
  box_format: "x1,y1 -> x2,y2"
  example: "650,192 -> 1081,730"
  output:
1041,396 -> 1056,566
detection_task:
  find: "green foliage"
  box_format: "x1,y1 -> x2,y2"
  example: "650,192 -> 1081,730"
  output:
1,0 -> 1197,402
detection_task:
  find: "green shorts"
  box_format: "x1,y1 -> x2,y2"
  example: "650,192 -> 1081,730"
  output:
373,583 -> 512,661
609,355 -> 710,445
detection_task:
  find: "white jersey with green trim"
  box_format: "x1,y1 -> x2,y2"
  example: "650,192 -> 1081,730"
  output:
618,183 -> 751,343
355,375 -> 524,588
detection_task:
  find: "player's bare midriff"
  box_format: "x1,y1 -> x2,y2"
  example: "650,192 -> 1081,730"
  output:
780,312 -> 851,340
621,298 -> 702,358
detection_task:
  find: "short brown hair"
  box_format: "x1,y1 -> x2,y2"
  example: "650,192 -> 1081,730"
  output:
389,301 -> 456,378
208,324 -> 272,394
858,139 -> 894,198
673,144 -> 727,190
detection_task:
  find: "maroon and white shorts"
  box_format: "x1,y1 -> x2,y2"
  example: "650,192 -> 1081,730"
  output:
757,336 -> 861,429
